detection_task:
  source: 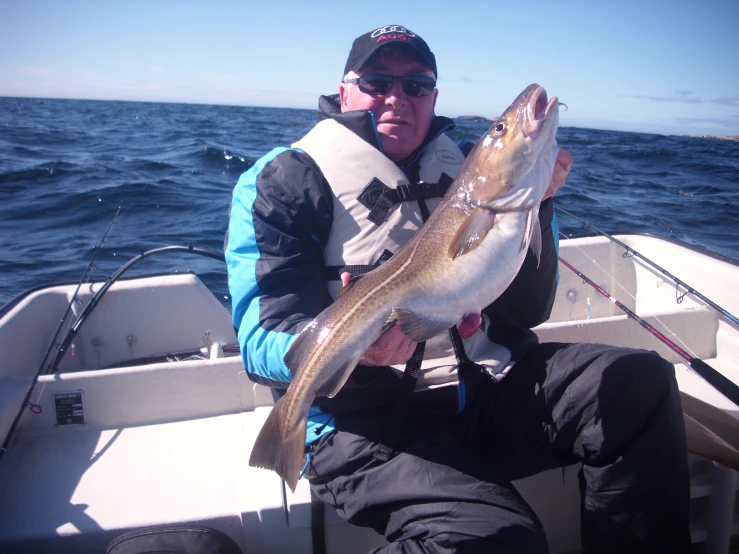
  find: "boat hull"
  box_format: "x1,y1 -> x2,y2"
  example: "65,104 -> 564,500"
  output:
1,234 -> 738,553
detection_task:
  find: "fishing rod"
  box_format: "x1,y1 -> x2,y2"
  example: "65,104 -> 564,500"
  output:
558,256 -> 739,407
555,205 -> 739,326
32,207 -> 121,378
1,243 -> 225,464
48,245 -> 226,372
0,207 -> 121,462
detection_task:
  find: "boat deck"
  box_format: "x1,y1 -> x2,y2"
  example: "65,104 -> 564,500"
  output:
1,235 -> 737,553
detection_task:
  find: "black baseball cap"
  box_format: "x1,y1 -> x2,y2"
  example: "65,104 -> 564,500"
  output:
343,25 -> 437,78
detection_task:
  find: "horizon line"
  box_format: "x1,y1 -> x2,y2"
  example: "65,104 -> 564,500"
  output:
1,93 -> 735,140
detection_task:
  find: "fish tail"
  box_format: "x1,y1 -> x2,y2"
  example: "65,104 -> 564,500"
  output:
249,396 -> 307,492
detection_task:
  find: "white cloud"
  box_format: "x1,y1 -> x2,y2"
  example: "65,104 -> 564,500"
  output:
713,96 -> 739,108
621,93 -> 702,104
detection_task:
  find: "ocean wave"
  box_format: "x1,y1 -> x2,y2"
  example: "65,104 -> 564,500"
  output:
178,145 -> 254,181
126,159 -> 180,172
0,161 -> 84,193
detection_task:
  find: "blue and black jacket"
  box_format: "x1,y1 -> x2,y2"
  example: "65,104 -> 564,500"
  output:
225,94 -> 559,443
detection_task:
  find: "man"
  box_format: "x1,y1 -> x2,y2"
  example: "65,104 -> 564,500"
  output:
226,25 -> 689,554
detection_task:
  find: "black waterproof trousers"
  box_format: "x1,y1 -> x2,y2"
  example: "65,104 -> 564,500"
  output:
305,343 -> 691,554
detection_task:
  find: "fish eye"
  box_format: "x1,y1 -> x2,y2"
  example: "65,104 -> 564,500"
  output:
493,121 -> 506,135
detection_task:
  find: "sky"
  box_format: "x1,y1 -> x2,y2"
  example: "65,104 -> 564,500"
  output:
1,0 -> 738,136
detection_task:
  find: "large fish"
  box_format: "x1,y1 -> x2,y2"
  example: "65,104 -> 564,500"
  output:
249,83 -> 562,491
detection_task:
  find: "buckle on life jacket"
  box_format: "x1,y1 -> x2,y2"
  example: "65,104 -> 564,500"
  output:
358,174 -> 455,225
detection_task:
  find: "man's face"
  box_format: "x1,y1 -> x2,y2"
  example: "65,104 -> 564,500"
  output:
339,53 -> 438,163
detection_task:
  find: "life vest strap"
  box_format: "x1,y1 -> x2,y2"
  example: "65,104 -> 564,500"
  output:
325,249 -> 394,281
359,173 -> 455,225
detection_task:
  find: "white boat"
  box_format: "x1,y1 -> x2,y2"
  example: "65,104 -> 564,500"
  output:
1,233 -> 737,553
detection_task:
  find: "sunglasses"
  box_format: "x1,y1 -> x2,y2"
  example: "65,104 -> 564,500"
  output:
344,74 -> 436,98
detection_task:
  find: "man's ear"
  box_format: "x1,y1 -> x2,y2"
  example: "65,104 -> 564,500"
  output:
339,83 -> 349,113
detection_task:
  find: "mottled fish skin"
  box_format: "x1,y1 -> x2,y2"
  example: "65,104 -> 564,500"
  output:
249,84 -> 561,491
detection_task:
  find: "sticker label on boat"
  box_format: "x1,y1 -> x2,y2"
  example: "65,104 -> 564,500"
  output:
54,390 -> 86,426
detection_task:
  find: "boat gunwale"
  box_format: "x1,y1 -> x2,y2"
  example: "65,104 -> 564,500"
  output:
0,270 -> 200,320
3,232 -> 737,321
560,230 -> 739,267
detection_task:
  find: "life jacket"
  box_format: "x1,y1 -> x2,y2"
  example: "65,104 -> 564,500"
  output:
292,118 -> 514,391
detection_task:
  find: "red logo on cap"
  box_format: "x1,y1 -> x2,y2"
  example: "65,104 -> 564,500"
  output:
376,33 -> 412,43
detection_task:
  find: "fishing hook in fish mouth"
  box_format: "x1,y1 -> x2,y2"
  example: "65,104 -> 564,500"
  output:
558,102 -> 568,111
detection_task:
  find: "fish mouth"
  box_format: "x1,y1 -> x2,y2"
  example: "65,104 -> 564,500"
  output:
523,86 -> 559,139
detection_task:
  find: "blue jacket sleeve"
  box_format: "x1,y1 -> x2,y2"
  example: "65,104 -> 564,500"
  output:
225,148 -> 334,388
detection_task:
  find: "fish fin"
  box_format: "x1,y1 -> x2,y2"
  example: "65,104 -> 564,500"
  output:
684,413 -> 739,471
390,307 -> 459,342
337,275 -> 360,299
284,328 -> 312,378
381,317 -> 397,333
321,350 -> 364,398
448,207 -> 496,260
249,394 -> 307,492
528,213 -> 542,268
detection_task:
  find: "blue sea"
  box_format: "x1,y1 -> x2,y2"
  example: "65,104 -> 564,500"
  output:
1,97 -> 738,308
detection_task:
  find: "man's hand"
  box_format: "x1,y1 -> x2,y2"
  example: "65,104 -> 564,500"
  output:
543,148 -> 573,200
457,312 -> 482,339
360,322 -> 419,366
340,272 -> 482,366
